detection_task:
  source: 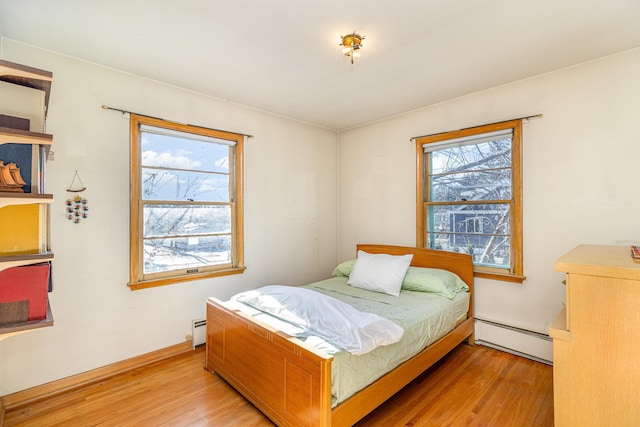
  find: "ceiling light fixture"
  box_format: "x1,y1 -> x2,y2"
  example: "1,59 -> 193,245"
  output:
340,32 -> 364,64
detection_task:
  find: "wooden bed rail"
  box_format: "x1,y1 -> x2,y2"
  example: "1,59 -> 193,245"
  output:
332,317 -> 473,426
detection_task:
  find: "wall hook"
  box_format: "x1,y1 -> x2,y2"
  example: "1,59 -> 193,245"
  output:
66,170 -> 87,192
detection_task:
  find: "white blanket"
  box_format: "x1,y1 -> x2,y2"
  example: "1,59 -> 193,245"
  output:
231,285 -> 404,355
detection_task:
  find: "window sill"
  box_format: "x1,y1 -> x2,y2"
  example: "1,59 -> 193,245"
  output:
129,267 -> 246,290
474,269 -> 526,283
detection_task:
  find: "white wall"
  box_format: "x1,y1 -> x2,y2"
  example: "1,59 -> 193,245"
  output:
0,39 -> 338,395
2,38 -> 639,394
338,48 -> 640,353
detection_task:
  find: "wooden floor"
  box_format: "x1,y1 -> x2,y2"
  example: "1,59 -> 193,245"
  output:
4,344 -> 553,426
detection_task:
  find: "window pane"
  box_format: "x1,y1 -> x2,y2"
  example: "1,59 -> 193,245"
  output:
427,203 -> 510,268
130,114 -> 245,288
143,235 -> 231,274
144,204 -> 231,238
142,168 -> 229,202
141,131 -> 230,173
430,169 -> 511,202
431,139 -> 511,175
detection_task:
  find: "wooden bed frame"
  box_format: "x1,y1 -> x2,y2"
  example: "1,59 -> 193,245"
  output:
206,244 -> 474,426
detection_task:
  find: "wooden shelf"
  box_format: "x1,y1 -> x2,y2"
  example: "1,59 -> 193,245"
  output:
0,252 -> 54,273
548,306 -> 571,342
0,126 -> 53,146
0,193 -> 53,209
0,60 -> 55,341
0,298 -> 54,340
0,59 -> 53,117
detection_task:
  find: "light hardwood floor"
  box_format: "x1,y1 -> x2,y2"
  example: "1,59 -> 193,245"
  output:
4,344 -> 553,426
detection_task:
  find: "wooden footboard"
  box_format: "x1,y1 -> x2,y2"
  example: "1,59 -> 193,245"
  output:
206,245 -> 474,427
206,297 -> 334,426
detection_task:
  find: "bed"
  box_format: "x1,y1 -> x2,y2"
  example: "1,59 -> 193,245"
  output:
206,244 -> 474,426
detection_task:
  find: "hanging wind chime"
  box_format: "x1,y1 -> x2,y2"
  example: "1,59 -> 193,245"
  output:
65,170 -> 89,224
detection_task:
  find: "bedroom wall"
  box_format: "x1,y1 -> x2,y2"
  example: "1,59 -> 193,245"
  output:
0,39 -> 339,395
338,47 -> 640,360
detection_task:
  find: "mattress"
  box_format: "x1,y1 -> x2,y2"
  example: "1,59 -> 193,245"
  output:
225,276 -> 470,406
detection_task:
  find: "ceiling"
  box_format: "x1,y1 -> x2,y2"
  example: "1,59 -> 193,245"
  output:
1,0 -> 639,131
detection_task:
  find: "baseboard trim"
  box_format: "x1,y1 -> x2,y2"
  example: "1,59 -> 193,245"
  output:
1,341 -> 193,413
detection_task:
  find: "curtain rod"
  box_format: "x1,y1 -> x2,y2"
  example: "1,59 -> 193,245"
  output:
101,105 -> 254,139
409,113 -> 542,142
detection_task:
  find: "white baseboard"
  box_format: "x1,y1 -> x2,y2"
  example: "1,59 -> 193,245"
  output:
475,318 -> 553,364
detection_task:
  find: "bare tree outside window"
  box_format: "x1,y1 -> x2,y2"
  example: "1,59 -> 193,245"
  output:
129,114 -> 245,290
416,120 -> 524,282
429,138 -> 511,267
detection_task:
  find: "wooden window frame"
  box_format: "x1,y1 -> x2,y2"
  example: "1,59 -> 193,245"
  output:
416,119 -> 524,283
128,114 -> 245,290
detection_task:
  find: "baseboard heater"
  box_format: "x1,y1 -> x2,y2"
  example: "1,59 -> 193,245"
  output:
192,319 -> 206,349
474,317 -> 553,365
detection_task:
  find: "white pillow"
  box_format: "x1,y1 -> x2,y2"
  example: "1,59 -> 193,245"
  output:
347,250 -> 413,296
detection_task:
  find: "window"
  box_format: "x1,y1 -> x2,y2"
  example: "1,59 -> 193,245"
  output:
464,217 -> 483,234
129,114 -> 244,290
416,119 -> 524,283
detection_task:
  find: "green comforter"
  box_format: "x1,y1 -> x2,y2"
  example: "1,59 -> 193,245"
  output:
302,277 -> 469,406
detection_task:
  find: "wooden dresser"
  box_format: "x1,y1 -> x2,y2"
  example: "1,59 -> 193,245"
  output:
550,244 -> 640,426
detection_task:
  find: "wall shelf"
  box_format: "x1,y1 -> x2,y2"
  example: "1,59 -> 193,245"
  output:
0,126 -> 53,147
0,193 -> 53,209
0,252 -> 54,273
0,60 -> 55,337
0,299 -> 54,341
0,59 -> 53,117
